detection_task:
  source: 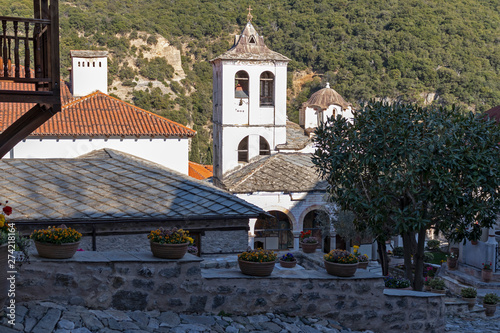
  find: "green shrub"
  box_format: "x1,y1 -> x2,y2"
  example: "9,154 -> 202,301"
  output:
383,276 -> 410,289
426,240 -> 441,251
423,252 -> 434,263
460,287 -> 477,298
484,293 -> 500,304
429,278 -> 445,290
392,247 -> 404,257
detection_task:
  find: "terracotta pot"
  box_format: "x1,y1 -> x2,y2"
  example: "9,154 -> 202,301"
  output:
482,269 -> 492,283
447,258 -> 458,270
484,303 -> 497,317
471,240 -> 478,245
35,241 -> 80,259
150,242 -> 188,259
238,259 -> 275,276
431,288 -> 446,294
301,242 -> 318,253
358,261 -> 368,269
324,260 -> 358,277
279,259 -> 297,268
463,297 -> 476,310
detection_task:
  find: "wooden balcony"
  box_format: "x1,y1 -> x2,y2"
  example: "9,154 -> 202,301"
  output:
0,0 -> 60,106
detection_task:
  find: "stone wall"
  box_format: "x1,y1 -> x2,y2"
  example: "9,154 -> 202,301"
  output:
16,252 -> 445,333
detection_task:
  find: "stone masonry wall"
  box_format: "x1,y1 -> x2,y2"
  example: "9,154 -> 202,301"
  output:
16,252 -> 445,333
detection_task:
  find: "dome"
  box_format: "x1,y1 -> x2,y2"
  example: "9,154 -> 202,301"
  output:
302,83 -> 350,110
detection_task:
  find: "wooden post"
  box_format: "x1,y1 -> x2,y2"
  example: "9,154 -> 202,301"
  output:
24,22 -> 30,78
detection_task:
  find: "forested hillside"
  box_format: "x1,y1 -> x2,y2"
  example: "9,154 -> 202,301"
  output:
2,0 -> 499,164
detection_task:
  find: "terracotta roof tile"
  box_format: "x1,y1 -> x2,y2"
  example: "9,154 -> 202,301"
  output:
0,81 -> 195,138
189,161 -> 214,180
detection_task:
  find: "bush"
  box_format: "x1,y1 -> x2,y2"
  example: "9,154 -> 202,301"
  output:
429,278 -> 445,290
484,293 -> 500,305
460,287 -> 477,298
384,276 -> 411,289
423,252 -> 434,263
426,240 -> 441,251
392,247 -> 404,257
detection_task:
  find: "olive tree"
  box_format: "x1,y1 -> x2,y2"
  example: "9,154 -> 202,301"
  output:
312,101 -> 500,290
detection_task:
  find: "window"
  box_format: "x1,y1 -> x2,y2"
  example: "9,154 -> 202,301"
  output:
93,62 -> 95,67
235,71 -> 249,98
260,71 -> 274,106
237,136 -> 249,162
78,62 -> 81,67
259,136 -> 270,156
99,62 -> 102,67
249,35 -> 256,44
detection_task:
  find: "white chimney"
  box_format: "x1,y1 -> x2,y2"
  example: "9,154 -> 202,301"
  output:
70,50 -> 108,97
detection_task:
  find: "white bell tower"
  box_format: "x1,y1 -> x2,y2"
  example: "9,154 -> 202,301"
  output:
210,15 -> 290,185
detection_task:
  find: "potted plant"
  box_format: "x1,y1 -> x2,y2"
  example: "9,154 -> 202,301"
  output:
31,224 -> 82,259
447,252 -> 458,270
383,276 -> 411,289
279,252 -> 297,268
323,249 -> 358,277
147,227 -> 193,259
424,277 -> 432,291
483,293 -> 499,317
482,262 -> 493,283
353,246 -> 369,269
460,287 -> 477,310
187,245 -> 198,256
429,278 -> 446,294
238,248 -> 277,276
299,230 -> 318,253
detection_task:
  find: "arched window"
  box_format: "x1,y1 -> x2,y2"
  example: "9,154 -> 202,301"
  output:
260,71 -> 274,106
254,211 -> 293,250
259,136 -> 270,156
235,71 -> 249,98
237,136 -> 249,162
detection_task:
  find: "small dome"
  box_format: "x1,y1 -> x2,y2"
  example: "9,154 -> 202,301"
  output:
302,83 -> 350,110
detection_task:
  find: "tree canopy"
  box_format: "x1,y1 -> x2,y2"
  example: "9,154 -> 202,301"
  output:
312,101 -> 500,289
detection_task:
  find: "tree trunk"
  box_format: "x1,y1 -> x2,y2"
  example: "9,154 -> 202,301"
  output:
377,240 -> 389,276
412,228 -> 427,291
402,232 -> 414,283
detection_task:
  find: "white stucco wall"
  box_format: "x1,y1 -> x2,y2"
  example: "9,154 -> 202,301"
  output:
7,137 -> 189,175
71,56 -> 108,96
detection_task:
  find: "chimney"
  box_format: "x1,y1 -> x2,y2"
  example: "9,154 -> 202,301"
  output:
70,50 -> 108,97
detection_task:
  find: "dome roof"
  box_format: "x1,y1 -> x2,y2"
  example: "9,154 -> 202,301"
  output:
302,83 -> 350,110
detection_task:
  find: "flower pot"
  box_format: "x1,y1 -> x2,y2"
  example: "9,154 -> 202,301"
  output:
238,259 -> 275,276
450,247 -> 459,256
482,269 -> 492,283
484,303 -> 497,317
150,242 -> 188,259
35,241 -> 80,259
324,260 -> 358,277
424,285 -> 432,292
279,259 -> 297,268
431,288 -> 446,294
358,261 -> 368,269
301,242 -> 318,253
463,297 -> 476,310
447,258 -> 458,270
471,240 -> 478,245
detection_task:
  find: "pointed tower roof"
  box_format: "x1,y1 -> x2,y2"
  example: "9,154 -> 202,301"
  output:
211,21 -> 290,62
302,83 -> 350,110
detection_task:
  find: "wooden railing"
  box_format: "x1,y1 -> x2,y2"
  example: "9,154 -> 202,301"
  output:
0,0 -> 60,105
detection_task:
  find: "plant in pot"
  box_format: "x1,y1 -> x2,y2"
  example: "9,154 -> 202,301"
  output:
483,293 -> 499,317
353,245 -> 369,269
147,227 -> 193,259
429,278 -> 446,294
447,252 -> 458,270
323,249 -> 358,277
237,248 -> 277,276
482,262 -> 493,283
279,252 -> 296,268
299,230 -> 318,253
383,276 -> 411,289
31,224 -> 82,259
460,287 -> 477,310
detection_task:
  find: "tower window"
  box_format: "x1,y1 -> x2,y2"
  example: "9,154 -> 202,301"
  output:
99,62 -> 101,67
238,136 -> 249,162
249,35 -> 256,44
260,71 -> 274,106
87,62 -> 90,67
259,136 -> 270,156
235,71 -> 249,98
78,62 -> 81,67
93,62 -> 95,67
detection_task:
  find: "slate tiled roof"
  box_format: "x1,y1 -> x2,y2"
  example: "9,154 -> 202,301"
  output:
302,83 -> 350,110
210,22 -> 290,62
0,81 -> 195,138
221,153 -> 327,193
485,105 -> 500,123
0,149 -> 265,222
276,121 -> 312,151
189,161 -> 213,180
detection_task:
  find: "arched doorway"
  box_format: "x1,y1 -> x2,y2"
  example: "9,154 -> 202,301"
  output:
254,211 -> 293,250
303,210 -> 326,251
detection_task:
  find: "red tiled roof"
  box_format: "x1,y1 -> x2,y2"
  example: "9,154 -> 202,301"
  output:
485,105 -> 500,123
188,161 -> 213,180
0,81 -> 195,138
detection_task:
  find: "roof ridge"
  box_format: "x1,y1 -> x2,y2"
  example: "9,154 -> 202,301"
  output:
228,155 -> 274,190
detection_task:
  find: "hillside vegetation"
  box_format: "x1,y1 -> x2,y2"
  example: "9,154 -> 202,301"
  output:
2,0 -> 499,164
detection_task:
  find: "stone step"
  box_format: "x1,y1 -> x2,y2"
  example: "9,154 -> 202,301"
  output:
444,298 -> 486,316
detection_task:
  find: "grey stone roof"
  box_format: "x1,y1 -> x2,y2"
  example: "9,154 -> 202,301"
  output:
221,153 -> 327,193
276,121 -> 312,151
210,22 -> 290,62
0,149 -> 265,222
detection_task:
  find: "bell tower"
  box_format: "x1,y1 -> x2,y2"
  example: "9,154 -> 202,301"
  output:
210,16 -> 290,185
